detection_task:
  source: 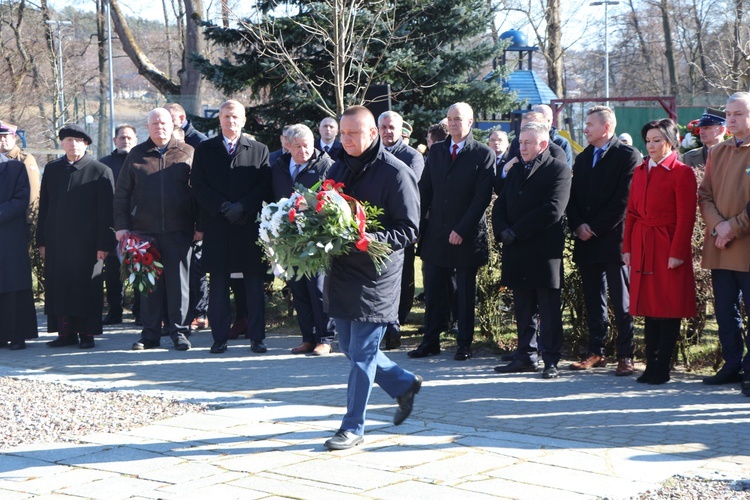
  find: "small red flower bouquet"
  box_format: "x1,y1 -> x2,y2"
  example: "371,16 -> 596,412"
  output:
118,232 -> 164,294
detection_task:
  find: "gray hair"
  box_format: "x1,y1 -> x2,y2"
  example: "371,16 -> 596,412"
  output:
448,102 -> 474,121
531,104 -> 553,123
489,130 -> 508,141
378,111 -> 403,127
284,123 -> 314,143
727,92 -> 750,109
520,122 -> 550,143
587,105 -> 617,130
146,108 -> 171,124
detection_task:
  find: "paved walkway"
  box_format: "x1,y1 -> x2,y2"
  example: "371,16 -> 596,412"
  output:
1,318 -> 749,499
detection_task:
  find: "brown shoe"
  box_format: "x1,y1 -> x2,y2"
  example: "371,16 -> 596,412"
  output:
615,358 -> 634,376
291,342 -> 315,354
312,343 -> 332,356
570,354 -> 607,370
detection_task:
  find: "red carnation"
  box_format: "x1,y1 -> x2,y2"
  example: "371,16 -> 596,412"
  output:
288,208 -> 296,222
355,237 -> 369,252
316,200 -> 326,212
142,252 -> 154,266
132,252 -> 142,263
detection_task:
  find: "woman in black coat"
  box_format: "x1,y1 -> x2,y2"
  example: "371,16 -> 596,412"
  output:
0,154 -> 38,349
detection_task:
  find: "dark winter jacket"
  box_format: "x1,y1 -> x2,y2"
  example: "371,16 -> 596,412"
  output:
99,149 -> 128,183
114,137 -> 195,234
323,137 -> 419,323
0,154 -> 32,293
387,137 -> 425,181
182,120 -> 208,149
271,150 -> 334,200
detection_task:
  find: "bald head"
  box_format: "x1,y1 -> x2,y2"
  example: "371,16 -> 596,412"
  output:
521,111 -> 548,129
532,104 -> 553,124
339,106 -> 378,157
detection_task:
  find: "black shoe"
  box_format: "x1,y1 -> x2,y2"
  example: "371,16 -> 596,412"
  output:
78,335 -> 95,349
703,365 -> 743,385
648,373 -> 670,385
102,312 -> 123,325
324,429 -> 363,450
210,341 -> 227,354
742,374 -> 750,397
500,351 -> 516,362
542,365 -> 559,379
383,325 -> 401,350
251,340 -> 267,353
173,334 -> 191,351
394,375 -> 423,425
47,336 -> 79,348
132,338 -> 160,350
454,346 -> 472,361
9,341 -> 26,351
494,359 -> 538,374
407,344 -> 440,358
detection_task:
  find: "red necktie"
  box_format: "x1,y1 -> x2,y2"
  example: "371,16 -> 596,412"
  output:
451,144 -> 458,160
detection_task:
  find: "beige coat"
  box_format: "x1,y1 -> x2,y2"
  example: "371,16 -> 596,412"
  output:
698,138 -> 750,271
4,144 -> 40,224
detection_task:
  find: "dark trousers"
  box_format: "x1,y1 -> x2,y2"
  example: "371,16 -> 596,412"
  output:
288,273 -> 335,344
579,261 -> 634,358
208,271 -> 265,343
140,232 -> 192,341
422,263 -> 478,349
397,245 -> 416,326
513,287 -> 563,367
711,269 -> 750,372
104,253 -> 123,316
230,277 -> 248,319
188,241 -> 209,321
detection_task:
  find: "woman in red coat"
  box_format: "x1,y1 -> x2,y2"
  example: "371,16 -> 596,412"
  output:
623,119 -> 697,385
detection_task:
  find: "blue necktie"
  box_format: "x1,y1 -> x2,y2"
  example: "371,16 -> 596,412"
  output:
592,148 -> 603,168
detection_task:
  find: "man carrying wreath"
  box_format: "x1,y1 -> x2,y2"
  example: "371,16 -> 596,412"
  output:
321,105 -> 423,451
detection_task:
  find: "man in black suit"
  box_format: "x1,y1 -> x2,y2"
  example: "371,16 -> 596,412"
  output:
493,122 -> 571,379
567,106 -> 639,375
408,102 -> 495,361
191,100 -> 273,354
318,117 -> 343,160
378,111 -> 425,349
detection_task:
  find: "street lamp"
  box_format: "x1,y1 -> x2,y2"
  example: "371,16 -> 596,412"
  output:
45,19 -> 73,129
590,1 -> 619,101
106,0 -> 115,141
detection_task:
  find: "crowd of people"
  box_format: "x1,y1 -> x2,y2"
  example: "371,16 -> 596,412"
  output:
1,93 -> 750,450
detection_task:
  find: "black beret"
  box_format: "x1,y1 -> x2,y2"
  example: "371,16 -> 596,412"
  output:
58,124 -> 93,145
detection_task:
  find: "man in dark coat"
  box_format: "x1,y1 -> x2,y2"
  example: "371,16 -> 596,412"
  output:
567,106 -> 639,376
114,108 -> 196,351
0,153 -> 38,350
378,110 -> 425,349
409,102 -> 495,361
192,99 -> 273,354
270,123 -> 336,356
322,105 -> 422,451
165,103 -> 210,330
534,104 -> 574,167
38,124 -> 115,349
493,122 -> 572,379
318,117 -> 343,160
99,124 -> 138,325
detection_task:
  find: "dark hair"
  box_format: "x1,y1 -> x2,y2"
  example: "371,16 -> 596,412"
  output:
641,119 -> 680,150
427,123 -> 448,142
115,124 -> 136,138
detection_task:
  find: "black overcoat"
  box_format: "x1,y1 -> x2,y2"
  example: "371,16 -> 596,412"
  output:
493,148 -> 571,289
270,150 -> 333,200
0,155 -> 32,293
37,154 -> 115,318
419,134 -> 495,269
566,136 -> 639,264
192,134 -> 272,274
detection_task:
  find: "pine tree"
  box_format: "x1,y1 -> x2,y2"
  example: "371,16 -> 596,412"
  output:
192,0 -> 517,144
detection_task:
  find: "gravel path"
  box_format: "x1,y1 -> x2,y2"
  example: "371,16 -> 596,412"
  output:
635,475 -> 750,499
0,376 -> 207,449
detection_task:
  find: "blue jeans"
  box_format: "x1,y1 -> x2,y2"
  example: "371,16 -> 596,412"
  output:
711,269 -> 750,372
335,318 -> 416,435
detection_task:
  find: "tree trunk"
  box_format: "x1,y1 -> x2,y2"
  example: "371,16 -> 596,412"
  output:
161,0 -> 174,80
96,0 -> 110,156
545,0 -> 564,97
660,0 -> 679,95
691,0 -> 709,93
109,0 -> 181,97
181,0 -> 203,115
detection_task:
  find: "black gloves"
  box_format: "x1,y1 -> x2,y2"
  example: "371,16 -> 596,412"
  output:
500,228 -> 517,245
221,202 -> 246,224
